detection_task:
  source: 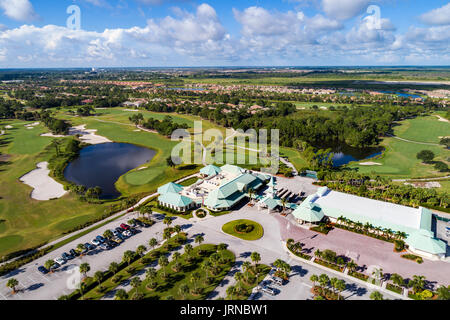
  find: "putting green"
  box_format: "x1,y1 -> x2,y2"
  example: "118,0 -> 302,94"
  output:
222,219 -> 264,241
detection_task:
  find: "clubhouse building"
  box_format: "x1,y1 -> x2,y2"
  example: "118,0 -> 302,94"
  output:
292,186 -> 447,260
157,164 -> 268,213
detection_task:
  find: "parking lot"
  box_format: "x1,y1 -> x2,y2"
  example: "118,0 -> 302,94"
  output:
0,213 -> 171,300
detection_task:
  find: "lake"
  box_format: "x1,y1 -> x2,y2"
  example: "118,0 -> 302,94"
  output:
317,142 -> 384,167
64,143 -> 156,199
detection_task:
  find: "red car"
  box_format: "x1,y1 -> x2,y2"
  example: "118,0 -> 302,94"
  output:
120,223 -> 130,230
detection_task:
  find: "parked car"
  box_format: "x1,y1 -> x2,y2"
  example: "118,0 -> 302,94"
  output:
50,262 -> 60,271
54,257 -> 66,265
112,237 -> 123,244
271,276 -> 284,286
260,286 -> 276,296
84,243 -> 95,251
38,266 -> 49,274
99,243 -> 110,250
96,235 -> 106,243
129,228 -> 139,235
70,249 -> 80,257
115,227 -> 125,233
62,252 -> 73,260
106,240 -> 119,248
122,230 -> 132,238
91,238 -> 101,246
120,223 -> 130,230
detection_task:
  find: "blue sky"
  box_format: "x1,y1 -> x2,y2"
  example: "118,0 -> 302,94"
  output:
0,0 -> 449,67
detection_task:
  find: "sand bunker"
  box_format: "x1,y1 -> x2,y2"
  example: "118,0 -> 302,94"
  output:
5,125 -> 13,129
436,115 -> 449,123
359,162 -> 382,166
124,109 -> 139,112
41,124 -> 111,145
20,162 -> 68,200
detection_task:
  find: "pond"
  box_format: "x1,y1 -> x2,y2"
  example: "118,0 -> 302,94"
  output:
64,143 -> 156,199
317,142 -> 384,167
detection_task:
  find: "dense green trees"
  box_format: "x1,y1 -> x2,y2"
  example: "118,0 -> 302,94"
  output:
416,150 -> 435,163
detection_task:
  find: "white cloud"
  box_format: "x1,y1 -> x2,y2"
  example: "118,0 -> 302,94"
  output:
420,3 -> 450,26
0,3 -> 232,67
321,0 -> 374,20
0,0 -> 37,22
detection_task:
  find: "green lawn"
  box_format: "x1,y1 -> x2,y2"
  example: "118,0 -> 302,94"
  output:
349,115 -> 450,179
0,120 -> 117,257
222,219 -> 264,241
393,114 -> 450,144
129,243 -> 235,300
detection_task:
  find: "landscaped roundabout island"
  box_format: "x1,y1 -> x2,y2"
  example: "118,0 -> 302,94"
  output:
222,219 -> 264,241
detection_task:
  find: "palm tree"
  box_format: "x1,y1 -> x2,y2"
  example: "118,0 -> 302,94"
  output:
163,216 -> 172,227
234,272 -> 244,292
346,260 -> 358,273
146,268 -> 157,289
436,285 -> 450,300
314,249 -> 322,259
370,291 -> 384,300
409,275 -> 426,294
334,279 -> 346,300
390,273 -> 404,287
310,274 -> 319,287
226,285 -> 236,299
6,278 -> 19,294
318,274 -> 330,288
115,289 -> 128,300
174,225 -> 182,235
103,229 -> 113,239
79,263 -> 91,279
94,271 -> 104,285
202,260 -> 212,280
44,260 -> 55,272
190,271 -> 201,292
122,250 -> 135,266
140,205 -> 153,219
179,283 -> 190,299
148,238 -> 158,250
136,245 -> 147,257
76,243 -> 86,255
250,252 -> 261,268
109,262 -> 119,275
130,277 -> 142,290
158,256 -> 169,279
242,261 -> 251,281
195,235 -> 204,246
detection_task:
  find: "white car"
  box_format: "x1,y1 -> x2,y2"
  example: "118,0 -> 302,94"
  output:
122,230 -> 132,238
260,286 -> 276,296
54,257 -> 66,265
91,239 -> 101,246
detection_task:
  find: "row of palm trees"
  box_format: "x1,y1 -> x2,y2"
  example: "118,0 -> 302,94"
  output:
310,273 -> 346,300
336,216 -> 407,241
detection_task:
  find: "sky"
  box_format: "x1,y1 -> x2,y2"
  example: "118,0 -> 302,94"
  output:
0,0 -> 449,67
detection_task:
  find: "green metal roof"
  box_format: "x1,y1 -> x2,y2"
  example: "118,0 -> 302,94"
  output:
200,165 -> 221,176
405,229 -> 447,255
221,164 -> 244,175
263,197 -> 280,210
157,182 -> 183,195
292,202 -> 324,222
419,207 -> 433,231
158,192 -> 193,207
